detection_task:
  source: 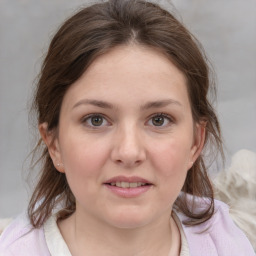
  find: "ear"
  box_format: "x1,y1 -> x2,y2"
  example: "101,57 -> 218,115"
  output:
188,121 -> 206,169
39,122 -> 64,173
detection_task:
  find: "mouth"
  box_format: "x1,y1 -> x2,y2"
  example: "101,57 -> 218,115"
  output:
103,176 -> 153,197
106,181 -> 151,188
104,176 -> 153,187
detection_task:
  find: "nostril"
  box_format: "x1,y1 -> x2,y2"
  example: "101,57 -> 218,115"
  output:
114,158 -> 143,168
111,141 -> 146,167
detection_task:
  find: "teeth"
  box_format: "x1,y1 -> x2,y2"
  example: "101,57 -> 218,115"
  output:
110,182 -> 147,188
129,182 -> 137,188
121,182 -> 129,188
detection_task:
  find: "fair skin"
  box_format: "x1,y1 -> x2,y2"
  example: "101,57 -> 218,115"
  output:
40,45 -> 205,256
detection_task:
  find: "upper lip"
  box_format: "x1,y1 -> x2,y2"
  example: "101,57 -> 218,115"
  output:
104,176 -> 152,184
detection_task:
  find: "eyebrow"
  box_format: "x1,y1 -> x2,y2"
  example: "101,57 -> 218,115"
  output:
140,99 -> 182,110
72,99 -> 114,109
72,98 -> 182,110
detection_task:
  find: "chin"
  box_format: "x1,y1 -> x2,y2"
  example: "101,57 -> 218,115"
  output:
105,208 -> 151,229
110,218 -> 149,230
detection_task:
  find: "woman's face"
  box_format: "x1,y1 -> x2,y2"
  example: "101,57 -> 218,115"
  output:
45,45 -> 204,229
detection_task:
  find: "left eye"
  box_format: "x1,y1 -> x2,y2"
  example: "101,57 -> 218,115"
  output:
82,114 -> 109,127
147,114 -> 172,127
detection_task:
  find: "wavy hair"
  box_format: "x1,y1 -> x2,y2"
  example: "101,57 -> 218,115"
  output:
29,0 -> 223,228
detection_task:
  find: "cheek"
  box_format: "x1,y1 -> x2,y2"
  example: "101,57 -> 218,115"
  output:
149,139 -> 191,205
150,137 -> 192,178
59,135 -> 110,181
60,138 -> 111,205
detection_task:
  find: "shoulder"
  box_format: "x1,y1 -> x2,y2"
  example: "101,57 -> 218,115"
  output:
0,213 -> 50,256
176,196 -> 255,256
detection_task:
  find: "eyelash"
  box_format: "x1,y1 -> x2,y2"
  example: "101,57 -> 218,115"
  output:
147,112 -> 174,127
81,113 -> 111,128
81,112 -> 174,128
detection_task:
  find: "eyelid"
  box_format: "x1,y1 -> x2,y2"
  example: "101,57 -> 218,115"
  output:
80,112 -> 175,129
146,112 -> 175,127
81,113 -> 111,128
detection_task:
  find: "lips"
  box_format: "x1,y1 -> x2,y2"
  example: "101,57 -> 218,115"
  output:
104,176 -> 152,186
109,181 -> 147,188
103,176 -> 153,198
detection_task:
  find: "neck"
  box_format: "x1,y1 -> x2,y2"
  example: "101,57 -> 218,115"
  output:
58,210 -> 180,256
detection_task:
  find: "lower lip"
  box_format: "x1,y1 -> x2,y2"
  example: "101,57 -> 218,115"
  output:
104,184 -> 152,198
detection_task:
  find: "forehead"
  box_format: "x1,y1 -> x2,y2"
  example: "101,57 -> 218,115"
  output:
85,45 -> 185,84
61,45 -> 190,110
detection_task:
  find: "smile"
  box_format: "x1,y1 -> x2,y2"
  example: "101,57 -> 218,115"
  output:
109,182 -> 148,188
104,176 -> 153,198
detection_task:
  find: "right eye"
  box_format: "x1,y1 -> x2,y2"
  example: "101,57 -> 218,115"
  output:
82,114 -> 110,128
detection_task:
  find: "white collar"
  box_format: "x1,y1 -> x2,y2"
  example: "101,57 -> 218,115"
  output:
44,214 -> 72,256
44,213 -> 189,256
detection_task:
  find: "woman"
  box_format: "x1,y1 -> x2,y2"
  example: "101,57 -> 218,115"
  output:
0,0 -> 254,255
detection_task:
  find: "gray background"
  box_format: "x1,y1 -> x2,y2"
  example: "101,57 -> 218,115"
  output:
0,0 -> 255,218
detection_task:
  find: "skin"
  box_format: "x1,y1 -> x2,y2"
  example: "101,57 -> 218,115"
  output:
40,45 -> 205,256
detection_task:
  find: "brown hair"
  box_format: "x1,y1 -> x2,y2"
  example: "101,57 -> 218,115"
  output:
29,0 -> 223,228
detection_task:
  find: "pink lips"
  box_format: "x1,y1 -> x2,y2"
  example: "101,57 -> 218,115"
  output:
104,175 -> 151,184
104,176 -> 153,198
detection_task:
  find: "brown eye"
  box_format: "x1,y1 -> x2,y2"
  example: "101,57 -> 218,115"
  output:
147,113 -> 173,127
82,114 -> 109,128
91,116 -> 103,126
152,116 -> 165,126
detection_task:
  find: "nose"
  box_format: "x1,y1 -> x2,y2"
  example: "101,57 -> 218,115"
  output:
110,123 -> 146,168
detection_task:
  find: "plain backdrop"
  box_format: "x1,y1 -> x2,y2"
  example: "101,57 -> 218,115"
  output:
0,0 -> 255,218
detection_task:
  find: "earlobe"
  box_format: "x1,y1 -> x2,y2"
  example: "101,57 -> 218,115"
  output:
39,123 -> 64,173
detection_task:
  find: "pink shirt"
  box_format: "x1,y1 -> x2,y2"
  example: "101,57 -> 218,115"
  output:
0,199 -> 255,256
